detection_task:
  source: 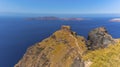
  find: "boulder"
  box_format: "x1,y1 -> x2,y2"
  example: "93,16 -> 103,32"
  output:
87,27 -> 115,50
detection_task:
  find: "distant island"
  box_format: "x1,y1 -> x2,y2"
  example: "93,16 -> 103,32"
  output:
110,18 -> 120,22
26,16 -> 86,21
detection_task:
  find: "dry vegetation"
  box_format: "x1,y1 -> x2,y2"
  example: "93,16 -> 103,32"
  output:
15,26 -> 87,67
83,39 -> 120,67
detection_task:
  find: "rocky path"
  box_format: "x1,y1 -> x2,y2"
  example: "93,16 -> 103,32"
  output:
69,34 -> 82,56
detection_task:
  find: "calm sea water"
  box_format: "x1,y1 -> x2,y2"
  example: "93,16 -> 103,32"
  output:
0,16 -> 120,67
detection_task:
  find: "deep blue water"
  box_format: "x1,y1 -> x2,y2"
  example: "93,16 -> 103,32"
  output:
0,16 -> 120,67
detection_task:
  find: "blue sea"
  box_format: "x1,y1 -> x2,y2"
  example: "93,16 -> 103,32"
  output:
0,16 -> 120,67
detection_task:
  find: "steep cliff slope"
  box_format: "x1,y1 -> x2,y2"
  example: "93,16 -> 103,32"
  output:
15,25 -> 87,67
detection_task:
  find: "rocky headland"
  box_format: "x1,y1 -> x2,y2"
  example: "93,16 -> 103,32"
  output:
15,25 -> 120,67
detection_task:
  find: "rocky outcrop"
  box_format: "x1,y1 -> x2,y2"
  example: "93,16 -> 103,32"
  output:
15,26 -> 118,67
87,27 -> 115,50
15,25 -> 87,67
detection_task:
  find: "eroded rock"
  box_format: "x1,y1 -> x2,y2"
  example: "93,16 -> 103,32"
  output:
87,27 -> 115,50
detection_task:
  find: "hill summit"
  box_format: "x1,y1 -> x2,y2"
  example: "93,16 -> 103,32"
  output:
15,25 -> 87,67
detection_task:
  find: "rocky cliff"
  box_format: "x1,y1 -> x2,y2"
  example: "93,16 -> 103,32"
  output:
87,27 -> 115,50
15,26 -> 119,67
15,25 -> 87,67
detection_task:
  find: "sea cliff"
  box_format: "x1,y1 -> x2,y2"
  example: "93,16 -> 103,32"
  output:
15,25 -> 120,67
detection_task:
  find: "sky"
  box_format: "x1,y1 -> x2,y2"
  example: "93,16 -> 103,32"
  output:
0,0 -> 120,14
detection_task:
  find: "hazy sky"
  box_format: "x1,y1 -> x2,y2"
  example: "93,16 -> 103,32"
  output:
0,0 -> 120,14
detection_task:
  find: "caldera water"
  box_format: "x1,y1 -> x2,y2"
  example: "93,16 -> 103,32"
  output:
0,16 -> 120,67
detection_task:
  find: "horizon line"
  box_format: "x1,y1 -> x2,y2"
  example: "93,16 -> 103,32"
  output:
1,12 -> 120,15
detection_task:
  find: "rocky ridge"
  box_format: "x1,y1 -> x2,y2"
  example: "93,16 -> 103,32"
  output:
15,25 -> 87,67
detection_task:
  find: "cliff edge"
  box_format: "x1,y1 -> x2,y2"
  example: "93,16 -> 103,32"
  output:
15,26 -> 120,67
15,25 -> 87,67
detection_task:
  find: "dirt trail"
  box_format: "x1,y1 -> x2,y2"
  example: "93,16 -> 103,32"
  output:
69,34 -> 82,55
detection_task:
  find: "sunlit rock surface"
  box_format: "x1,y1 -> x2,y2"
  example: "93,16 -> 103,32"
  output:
15,25 -> 87,67
87,27 -> 115,50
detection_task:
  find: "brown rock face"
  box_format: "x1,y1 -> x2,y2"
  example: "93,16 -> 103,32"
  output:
87,27 -> 115,50
61,25 -> 71,31
15,25 -> 87,67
